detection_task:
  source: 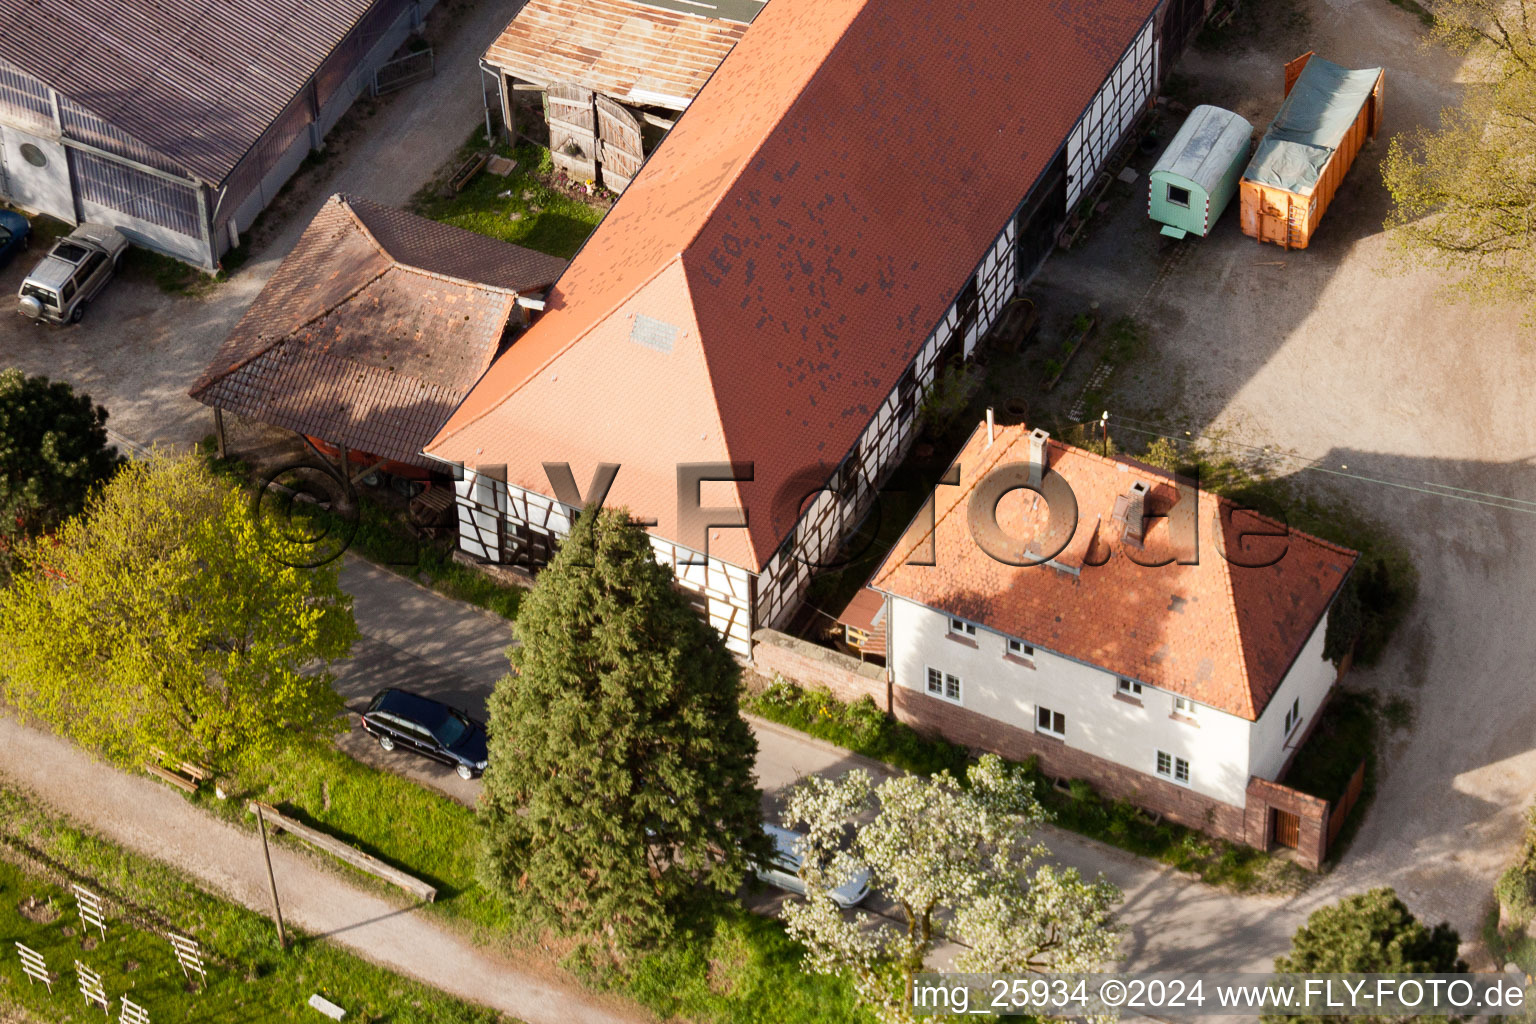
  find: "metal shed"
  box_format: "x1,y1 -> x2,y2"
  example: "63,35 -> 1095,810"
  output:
0,0 -> 440,269
479,0 -> 759,192
1239,52 -> 1385,249
1148,105 -> 1252,239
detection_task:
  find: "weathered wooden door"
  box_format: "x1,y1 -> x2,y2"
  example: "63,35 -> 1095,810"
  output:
595,95 -> 644,193
545,82 -> 596,181
1271,808 -> 1301,850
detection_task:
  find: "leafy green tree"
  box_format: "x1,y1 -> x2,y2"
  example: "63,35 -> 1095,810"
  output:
0,369 -> 121,549
0,451 -> 357,770
783,756 -> 1120,1024
478,505 -> 765,948
1382,0 -> 1536,318
1266,888 -> 1464,1024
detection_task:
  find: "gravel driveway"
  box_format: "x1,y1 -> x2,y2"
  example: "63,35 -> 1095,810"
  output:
1033,0 -> 1535,947
0,0 -> 532,451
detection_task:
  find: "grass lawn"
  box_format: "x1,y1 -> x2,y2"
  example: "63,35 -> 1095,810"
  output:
0,786 -> 509,1024
1279,689 -> 1378,860
206,446 -> 525,622
746,679 -> 1309,894
411,132 -> 607,259
194,738 -> 870,1024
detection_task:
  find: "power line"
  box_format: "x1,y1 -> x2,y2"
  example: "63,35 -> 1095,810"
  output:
1100,416 -> 1536,516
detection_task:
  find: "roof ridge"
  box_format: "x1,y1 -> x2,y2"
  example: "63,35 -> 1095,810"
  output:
1210,517 -> 1258,719
429,253 -> 689,450
664,0 -> 871,264
191,207 -> 390,396
681,268 -> 762,563
874,421 -> 1025,585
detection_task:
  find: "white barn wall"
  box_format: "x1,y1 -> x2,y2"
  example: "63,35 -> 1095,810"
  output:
887,595 -> 1254,809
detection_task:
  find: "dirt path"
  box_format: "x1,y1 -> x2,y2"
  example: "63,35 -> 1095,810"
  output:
0,718 -> 644,1024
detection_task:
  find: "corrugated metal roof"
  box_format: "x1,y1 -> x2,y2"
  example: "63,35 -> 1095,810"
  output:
1151,104 -> 1252,193
189,196 -> 569,467
0,0 -> 384,184
484,0 -> 748,110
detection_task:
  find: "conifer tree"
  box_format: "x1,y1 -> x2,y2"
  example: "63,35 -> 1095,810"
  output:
478,505 -> 766,947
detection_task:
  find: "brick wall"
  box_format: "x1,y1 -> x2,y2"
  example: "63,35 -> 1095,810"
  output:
891,686 -> 1249,842
1245,777 -> 1329,870
751,630 -> 889,709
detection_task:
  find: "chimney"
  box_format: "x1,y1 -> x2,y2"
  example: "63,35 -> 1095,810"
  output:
986,407 -> 995,447
1027,428 -> 1050,487
1124,480 -> 1150,542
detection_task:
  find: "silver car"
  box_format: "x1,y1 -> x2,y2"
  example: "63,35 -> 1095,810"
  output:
755,823 -> 872,908
17,222 -> 128,324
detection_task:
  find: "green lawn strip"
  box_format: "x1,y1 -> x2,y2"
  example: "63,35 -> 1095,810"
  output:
196,739 -> 868,1024
204,446 -> 525,622
745,679 -> 1308,894
410,131 -> 606,258
0,786 -> 510,1024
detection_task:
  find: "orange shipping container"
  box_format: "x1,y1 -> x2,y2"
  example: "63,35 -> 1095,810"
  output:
1239,52 -> 1384,249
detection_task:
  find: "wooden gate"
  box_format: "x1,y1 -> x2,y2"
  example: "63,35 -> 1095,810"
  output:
1271,808 -> 1301,850
545,83 -> 596,181
595,95 -> 644,193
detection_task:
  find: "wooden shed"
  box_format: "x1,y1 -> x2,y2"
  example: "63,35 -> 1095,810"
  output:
481,0 -> 760,192
1148,105 -> 1253,239
1239,52 -> 1384,249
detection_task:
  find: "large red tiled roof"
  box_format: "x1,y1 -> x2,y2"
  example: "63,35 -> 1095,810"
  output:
428,0 -> 1160,571
190,196 -> 567,467
870,423 -> 1358,720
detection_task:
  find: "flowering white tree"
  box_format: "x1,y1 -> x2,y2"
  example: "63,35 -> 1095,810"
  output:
781,755 -> 1120,1023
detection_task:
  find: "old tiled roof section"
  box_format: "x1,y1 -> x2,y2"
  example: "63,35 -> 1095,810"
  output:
189,196 -> 567,468
485,0 -> 749,110
0,0 -> 381,184
428,0 -> 1161,572
869,424 -> 1359,721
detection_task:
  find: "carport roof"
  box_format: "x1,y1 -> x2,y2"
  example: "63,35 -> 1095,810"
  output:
0,0 -> 382,184
189,195 -> 567,467
869,423 -> 1359,721
483,0 -> 750,110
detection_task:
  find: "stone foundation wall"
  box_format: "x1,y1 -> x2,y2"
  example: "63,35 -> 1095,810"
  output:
892,686 -> 1249,841
750,630 -> 888,709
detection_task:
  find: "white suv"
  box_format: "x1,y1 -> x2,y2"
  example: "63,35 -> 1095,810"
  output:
17,223 -> 128,324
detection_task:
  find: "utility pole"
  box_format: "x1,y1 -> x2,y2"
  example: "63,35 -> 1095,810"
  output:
254,804 -> 287,950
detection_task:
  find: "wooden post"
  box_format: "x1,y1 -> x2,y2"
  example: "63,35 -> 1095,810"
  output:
213,407 -> 226,459
501,74 -> 516,145
255,804 -> 287,950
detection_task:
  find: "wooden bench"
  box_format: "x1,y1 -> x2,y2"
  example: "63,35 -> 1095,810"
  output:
143,763 -> 199,794
250,802 -> 436,903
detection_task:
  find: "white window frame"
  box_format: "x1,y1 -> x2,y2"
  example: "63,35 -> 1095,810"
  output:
1283,697 -> 1301,736
1036,705 -> 1065,738
1173,696 -> 1199,718
926,666 -> 962,704
948,617 -> 976,638
1117,678 -> 1142,697
1006,638 -> 1034,660
1155,749 -> 1190,785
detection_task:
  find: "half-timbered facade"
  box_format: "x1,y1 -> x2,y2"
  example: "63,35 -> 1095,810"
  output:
431,0 -> 1181,657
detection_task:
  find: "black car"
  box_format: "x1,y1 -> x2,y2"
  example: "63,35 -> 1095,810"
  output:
360,689 -> 489,780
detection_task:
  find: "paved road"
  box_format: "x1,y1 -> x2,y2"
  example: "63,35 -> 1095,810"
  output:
0,718 -> 641,1024
333,557 -> 1300,973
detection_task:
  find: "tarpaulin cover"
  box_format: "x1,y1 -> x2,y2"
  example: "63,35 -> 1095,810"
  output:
1243,55 -> 1382,194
